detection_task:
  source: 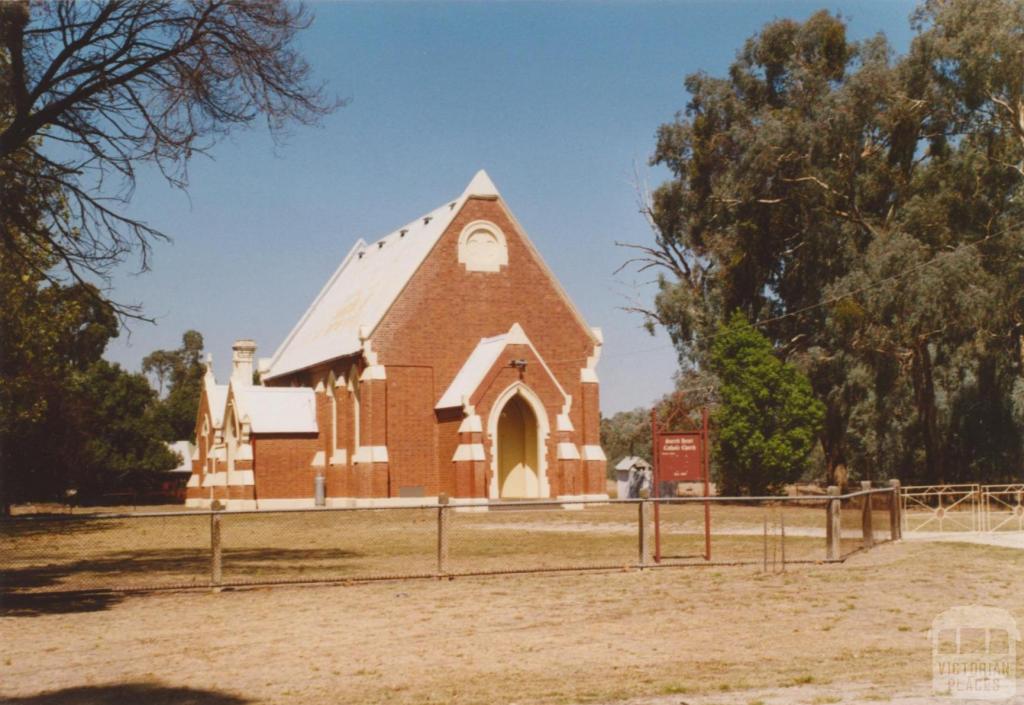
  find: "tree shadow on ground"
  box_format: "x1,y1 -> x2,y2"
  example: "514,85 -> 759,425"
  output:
0,682 -> 248,705
1,547 -> 365,594
0,590 -> 126,617
1,517 -> 114,541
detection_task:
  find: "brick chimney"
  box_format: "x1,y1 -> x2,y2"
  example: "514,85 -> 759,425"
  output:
231,339 -> 257,387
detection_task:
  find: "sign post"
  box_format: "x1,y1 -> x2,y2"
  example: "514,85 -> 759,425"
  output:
651,407 -> 712,562
651,409 -> 661,563
702,407 -> 711,561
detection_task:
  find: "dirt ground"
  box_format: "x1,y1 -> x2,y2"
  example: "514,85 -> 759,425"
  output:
1,538 -> 1021,705
1,502 -> 889,593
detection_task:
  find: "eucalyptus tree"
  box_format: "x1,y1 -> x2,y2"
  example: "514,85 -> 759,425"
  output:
637,0 -> 1024,484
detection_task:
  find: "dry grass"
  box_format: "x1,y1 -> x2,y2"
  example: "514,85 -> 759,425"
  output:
0,540 -> 1020,705
0,501 -> 894,592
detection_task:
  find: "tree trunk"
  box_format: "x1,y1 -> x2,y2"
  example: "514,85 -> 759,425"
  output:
820,405 -> 846,487
0,1 -> 32,159
911,339 -> 943,484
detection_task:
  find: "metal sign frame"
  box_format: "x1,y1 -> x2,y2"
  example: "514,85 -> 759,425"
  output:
651,408 -> 711,562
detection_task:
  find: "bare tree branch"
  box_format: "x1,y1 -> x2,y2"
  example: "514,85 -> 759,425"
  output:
1,0 -> 342,320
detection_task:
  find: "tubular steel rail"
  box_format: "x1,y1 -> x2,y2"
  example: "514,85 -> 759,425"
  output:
1,487 -> 901,596
900,483 -> 1024,534
981,484 -> 1024,532
901,483 -> 981,533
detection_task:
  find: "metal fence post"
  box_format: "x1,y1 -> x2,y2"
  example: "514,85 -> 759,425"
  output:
826,485 -> 841,561
779,512 -> 786,572
638,489 -> 650,568
860,481 -> 874,548
762,512 -> 768,573
210,507 -> 223,588
437,492 -> 450,577
888,479 -> 902,541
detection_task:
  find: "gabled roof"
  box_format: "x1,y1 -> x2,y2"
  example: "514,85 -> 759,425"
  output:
264,171 -> 501,380
435,323 -> 568,410
209,386 -> 228,428
435,332 -> 511,410
615,456 -> 651,471
264,170 -> 597,381
232,386 -> 318,434
203,359 -> 229,429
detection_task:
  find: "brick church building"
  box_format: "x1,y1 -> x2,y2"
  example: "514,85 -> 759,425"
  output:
186,171 -> 606,509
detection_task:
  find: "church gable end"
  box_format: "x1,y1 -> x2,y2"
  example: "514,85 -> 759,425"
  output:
197,171 -> 605,508
370,194 -> 597,387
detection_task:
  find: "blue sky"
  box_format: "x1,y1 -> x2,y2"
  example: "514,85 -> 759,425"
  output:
104,0 -> 917,414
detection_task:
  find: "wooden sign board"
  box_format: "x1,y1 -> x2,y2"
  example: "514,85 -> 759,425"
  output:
657,432 -> 704,481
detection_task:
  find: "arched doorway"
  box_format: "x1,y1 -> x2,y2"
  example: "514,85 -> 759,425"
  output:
497,394 -> 540,498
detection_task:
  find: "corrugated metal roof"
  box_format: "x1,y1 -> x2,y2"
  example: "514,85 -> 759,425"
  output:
435,332 -> 510,409
615,456 -> 651,471
233,386 -> 318,434
264,171 -> 500,380
208,384 -> 229,429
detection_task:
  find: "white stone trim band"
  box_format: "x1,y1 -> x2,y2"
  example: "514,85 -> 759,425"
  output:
557,442 -> 581,460
458,414 -> 483,433
453,443 -> 486,462
201,472 -> 227,487
352,445 -> 389,463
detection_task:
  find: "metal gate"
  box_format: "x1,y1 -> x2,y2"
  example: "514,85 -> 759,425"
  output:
901,484 -> 980,533
901,483 -> 1024,534
981,484 -> 1024,532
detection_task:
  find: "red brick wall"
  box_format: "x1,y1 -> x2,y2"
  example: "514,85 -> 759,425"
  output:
386,366 -> 436,495
371,196 -> 599,495
373,197 -> 595,390
435,407 -> 462,496
263,359 -> 359,499
250,195 -> 602,500
251,434 -> 320,499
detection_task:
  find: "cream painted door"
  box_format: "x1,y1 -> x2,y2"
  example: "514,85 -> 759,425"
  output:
497,395 -> 539,498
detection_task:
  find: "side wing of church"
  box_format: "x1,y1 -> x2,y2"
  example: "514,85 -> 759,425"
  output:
186,171 -> 606,509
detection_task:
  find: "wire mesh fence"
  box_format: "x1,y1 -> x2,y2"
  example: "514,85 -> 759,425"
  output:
0,513 -> 210,593
217,507 -> 439,585
835,487 -> 896,559
1,486 -> 901,595
446,501 -> 640,575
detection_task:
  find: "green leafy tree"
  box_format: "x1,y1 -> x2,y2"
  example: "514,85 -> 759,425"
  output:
631,1 -> 1024,485
0,231 -> 119,508
0,241 -> 176,509
600,408 -> 653,479
67,361 -> 178,499
710,312 -> 824,496
141,350 -> 177,397
145,331 -> 206,442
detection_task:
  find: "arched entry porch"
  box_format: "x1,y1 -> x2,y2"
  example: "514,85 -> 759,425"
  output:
488,383 -> 550,499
